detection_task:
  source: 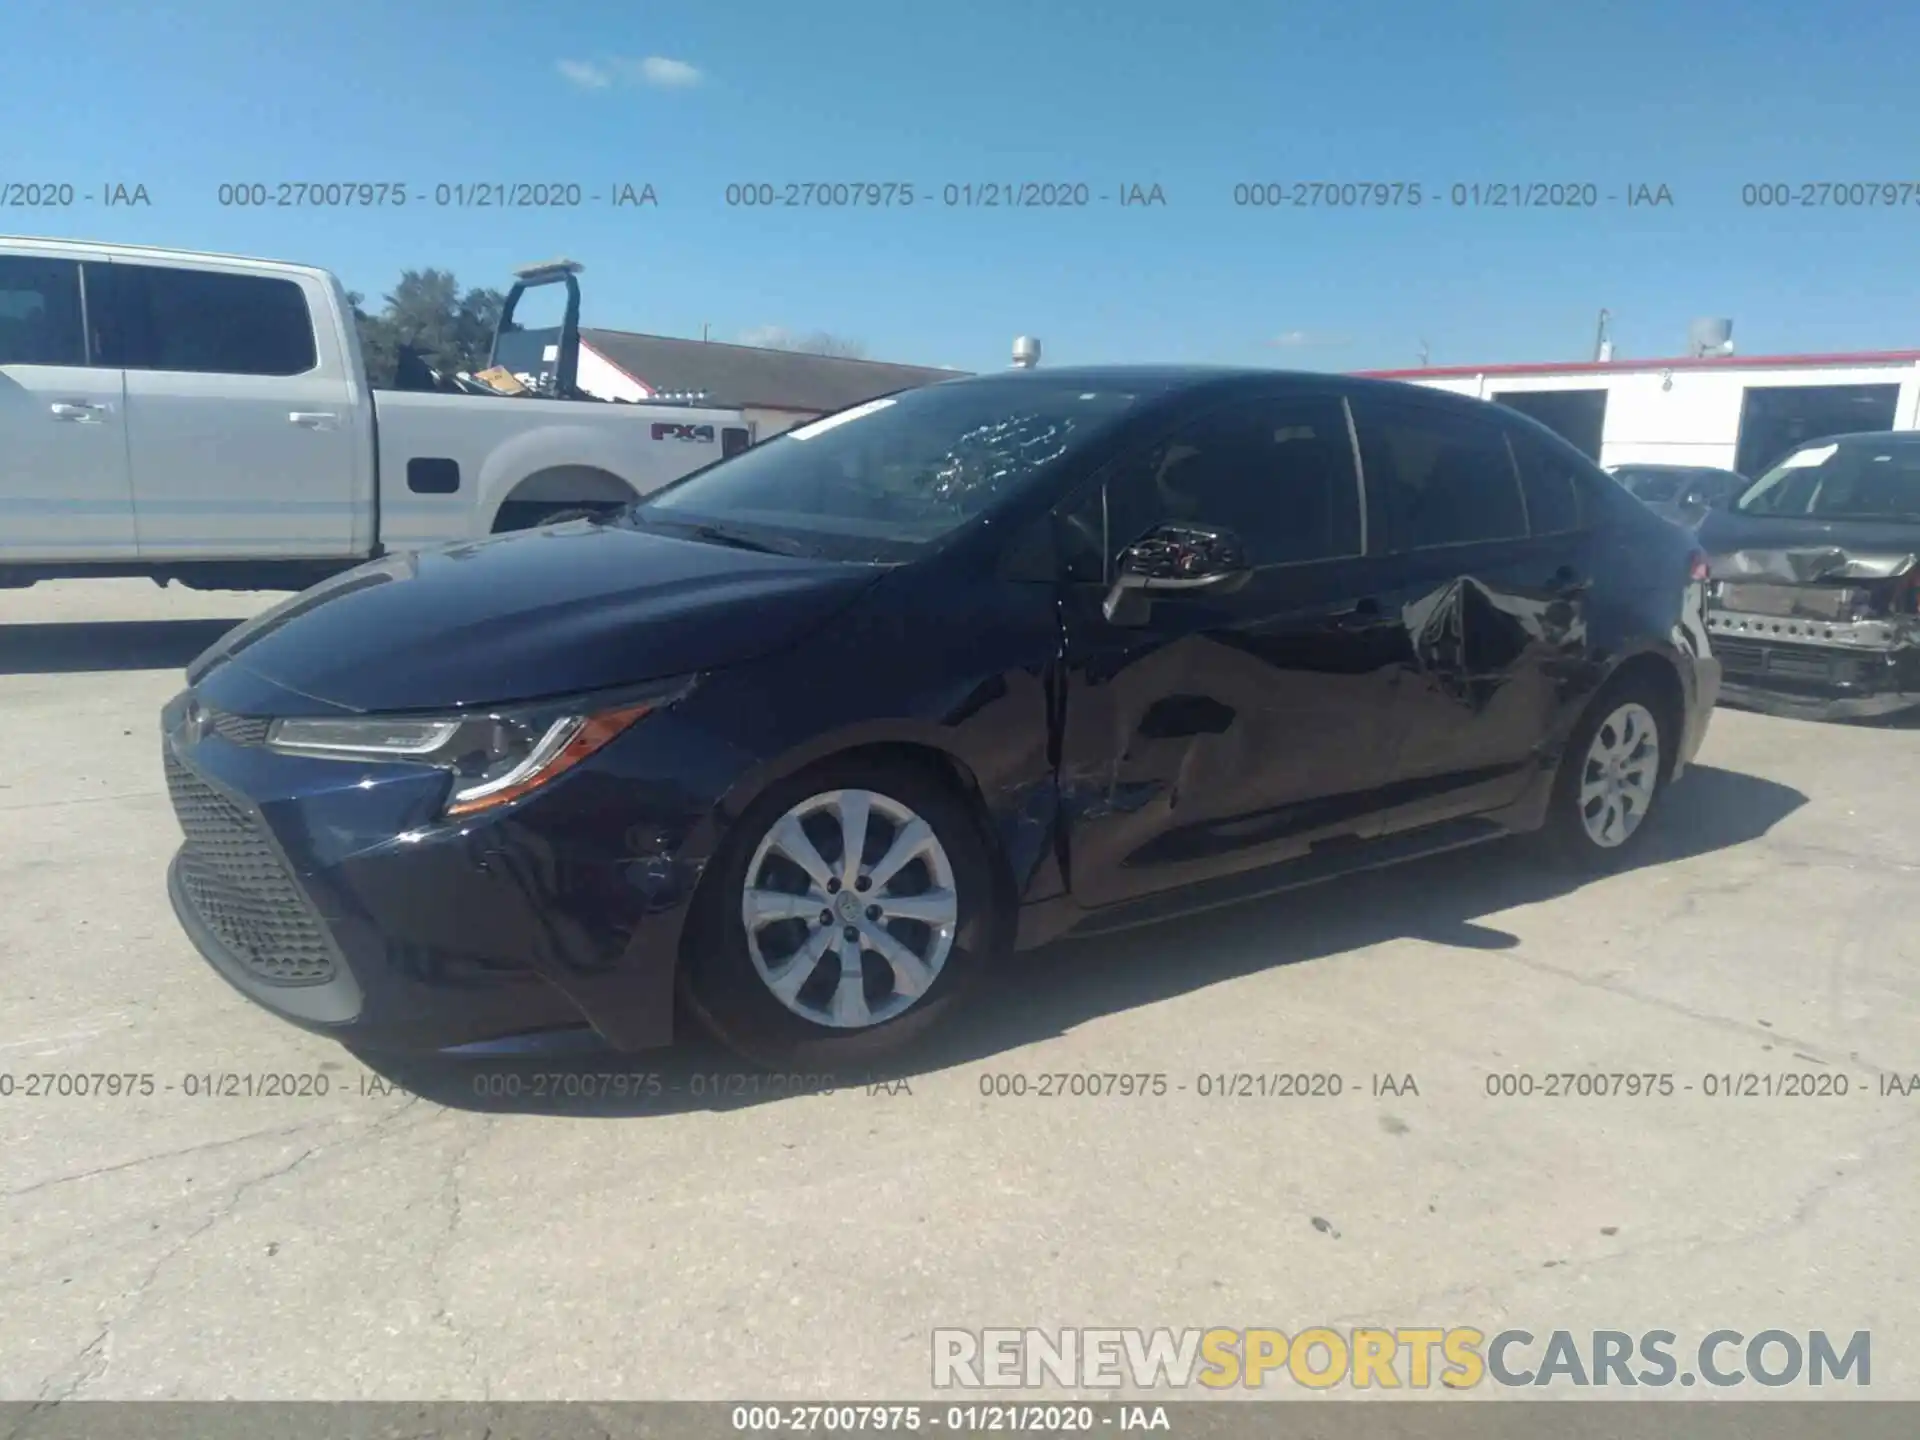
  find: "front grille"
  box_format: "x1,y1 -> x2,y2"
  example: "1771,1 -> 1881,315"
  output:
1714,638 -> 1854,685
164,749 -> 337,986
1714,639 -> 1766,676
206,710 -> 272,745
1767,650 -> 1843,682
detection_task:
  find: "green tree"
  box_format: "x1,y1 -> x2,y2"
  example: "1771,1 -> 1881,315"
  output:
344,291 -> 398,388
740,325 -> 868,359
347,269 -> 505,388
781,331 -> 867,360
769,330 -> 867,359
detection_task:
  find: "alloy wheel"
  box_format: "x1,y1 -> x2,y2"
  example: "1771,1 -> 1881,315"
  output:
1578,701 -> 1661,848
740,788 -> 959,1029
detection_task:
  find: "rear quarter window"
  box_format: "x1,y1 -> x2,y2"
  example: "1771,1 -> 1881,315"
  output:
1507,427 -> 1587,535
1352,397 -> 1528,550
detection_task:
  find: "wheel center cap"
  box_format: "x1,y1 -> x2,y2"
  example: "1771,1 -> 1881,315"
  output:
836,891 -> 862,921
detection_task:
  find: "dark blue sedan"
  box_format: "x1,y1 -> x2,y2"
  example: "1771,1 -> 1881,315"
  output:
164,368 -> 1719,1068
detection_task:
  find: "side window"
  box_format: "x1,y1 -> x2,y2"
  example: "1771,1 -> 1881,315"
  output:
1100,395 -> 1363,569
0,256 -> 87,367
98,263 -> 317,376
1508,427 -> 1586,536
1354,400 -> 1527,550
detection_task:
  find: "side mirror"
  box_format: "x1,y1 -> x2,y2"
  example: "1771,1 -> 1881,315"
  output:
1102,524 -> 1250,622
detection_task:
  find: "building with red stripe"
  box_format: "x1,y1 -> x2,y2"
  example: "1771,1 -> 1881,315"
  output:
1355,351 -> 1920,475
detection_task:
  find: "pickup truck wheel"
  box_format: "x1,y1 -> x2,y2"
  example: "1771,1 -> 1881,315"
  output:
679,756 -> 1001,1072
492,500 -> 623,532
1543,678 -> 1672,872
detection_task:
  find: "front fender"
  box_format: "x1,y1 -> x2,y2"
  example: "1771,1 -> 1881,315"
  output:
698,694 -> 1061,904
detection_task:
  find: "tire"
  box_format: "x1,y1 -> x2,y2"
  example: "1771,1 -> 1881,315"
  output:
1542,674 -> 1674,871
491,502 -> 615,533
678,755 -> 1003,1072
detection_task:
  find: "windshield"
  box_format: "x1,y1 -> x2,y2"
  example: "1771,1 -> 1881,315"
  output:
632,380 -> 1141,561
1612,468 -> 1687,503
1734,437 -> 1920,522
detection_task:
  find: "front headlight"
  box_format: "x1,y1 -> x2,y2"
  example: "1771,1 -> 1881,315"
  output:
264,680 -> 690,818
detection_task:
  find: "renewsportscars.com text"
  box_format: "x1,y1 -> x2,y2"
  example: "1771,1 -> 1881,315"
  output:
931,1327 -> 1872,1390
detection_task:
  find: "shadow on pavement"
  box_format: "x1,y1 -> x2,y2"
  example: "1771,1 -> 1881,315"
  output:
362,762 -> 1808,1118
1717,697 -> 1920,731
0,619 -> 247,675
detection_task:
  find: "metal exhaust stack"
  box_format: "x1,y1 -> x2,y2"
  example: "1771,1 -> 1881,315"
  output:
1688,318 -> 1734,358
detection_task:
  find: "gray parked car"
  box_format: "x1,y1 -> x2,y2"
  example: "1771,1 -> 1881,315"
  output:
1608,464 -> 1748,528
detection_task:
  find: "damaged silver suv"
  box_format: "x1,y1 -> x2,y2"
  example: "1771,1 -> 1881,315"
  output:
1699,431 -> 1920,720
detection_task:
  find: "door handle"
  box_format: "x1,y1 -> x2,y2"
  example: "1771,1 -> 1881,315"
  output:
49,401 -> 109,422
289,411 -> 338,428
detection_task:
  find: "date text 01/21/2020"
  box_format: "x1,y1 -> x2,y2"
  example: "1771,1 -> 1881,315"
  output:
721,182 -> 1168,208
211,181 -> 659,209
0,1069 -> 850,1104
1229,181 -> 1675,208
0,181 -> 151,207
1482,1071 -> 1920,1098
974,1072 -> 1420,1098
728,1405 -> 1159,1434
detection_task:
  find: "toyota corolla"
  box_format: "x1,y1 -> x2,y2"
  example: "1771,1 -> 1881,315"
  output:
162,368 -> 1720,1068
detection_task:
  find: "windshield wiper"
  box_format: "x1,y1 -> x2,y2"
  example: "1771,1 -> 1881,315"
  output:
687,523 -> 792,554
635,515 -> 807,556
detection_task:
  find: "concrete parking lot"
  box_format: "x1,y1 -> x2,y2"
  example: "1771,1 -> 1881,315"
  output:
2,579 -> 1916,1402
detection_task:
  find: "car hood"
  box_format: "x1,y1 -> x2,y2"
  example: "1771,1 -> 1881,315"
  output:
1698,508 -> 1920,559
188,521 -> 881,714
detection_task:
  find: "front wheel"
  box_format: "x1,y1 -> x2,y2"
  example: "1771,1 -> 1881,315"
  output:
1542,681 -> 1671,870
679,756 -> 1002,1071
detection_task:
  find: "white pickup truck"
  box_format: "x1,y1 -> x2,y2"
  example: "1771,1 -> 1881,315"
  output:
0,236 -> 754,590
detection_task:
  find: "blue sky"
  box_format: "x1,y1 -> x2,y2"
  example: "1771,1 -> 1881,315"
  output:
4,0 -> 1917,373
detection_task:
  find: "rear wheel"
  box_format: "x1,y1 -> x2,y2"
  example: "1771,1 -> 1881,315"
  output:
532,505 -> 609,526
1543,678 -> 1671,870
679,756 -> 1001,1071
491,500 -> 622,532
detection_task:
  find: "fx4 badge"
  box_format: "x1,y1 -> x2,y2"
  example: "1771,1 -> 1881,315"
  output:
652,423 -> 715,442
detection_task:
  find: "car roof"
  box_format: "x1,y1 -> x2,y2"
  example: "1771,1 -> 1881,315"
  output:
1815,429 -> 1920,446
927,363 -> 1497,412
0,234 -> 327,280
1613,463 -> 1742,476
